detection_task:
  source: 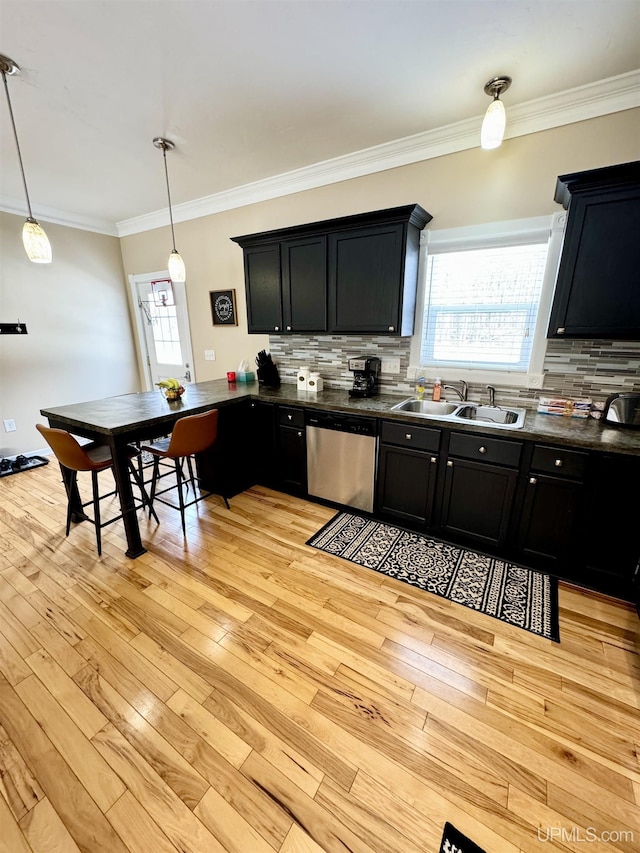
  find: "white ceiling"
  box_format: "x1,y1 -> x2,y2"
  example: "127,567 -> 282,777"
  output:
1,0 -> 639,235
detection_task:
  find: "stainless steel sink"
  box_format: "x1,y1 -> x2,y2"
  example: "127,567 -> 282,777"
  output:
390,399 -> 458,416
453,404 -> 526,429
389,398 -> 526,429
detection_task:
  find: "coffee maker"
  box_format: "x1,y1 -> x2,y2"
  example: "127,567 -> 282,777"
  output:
348,356 -> 381,398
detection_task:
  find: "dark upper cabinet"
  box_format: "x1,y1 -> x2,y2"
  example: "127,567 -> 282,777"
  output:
232,204 -> 431,336
281,235 -> 327,333
547,161 -> 640,340
243,243 -> 282,333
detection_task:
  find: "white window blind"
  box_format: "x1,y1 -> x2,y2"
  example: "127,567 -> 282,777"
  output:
420,242 -> 549,372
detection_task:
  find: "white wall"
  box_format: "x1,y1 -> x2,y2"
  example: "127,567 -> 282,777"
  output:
0,212 -> 140,456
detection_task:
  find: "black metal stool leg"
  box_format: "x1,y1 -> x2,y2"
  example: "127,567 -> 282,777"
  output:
149,457 -> 160,517
129,460 -> 159,524
175,458 -> 187,536
92,470 -> 102,556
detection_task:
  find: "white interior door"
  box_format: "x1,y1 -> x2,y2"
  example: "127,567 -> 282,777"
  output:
130,272 -> 195,389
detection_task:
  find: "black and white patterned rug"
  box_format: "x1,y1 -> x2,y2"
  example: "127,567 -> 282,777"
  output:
307,512 -> 559,642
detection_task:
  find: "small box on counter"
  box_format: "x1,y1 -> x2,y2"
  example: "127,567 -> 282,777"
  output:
537,397 -> 592,418
236,371 -> 255,382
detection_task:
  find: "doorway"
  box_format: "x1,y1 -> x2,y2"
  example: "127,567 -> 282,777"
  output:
129,271 -> 195,390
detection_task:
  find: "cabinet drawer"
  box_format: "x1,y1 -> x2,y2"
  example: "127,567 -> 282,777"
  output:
531,445 -> 588,479
381,420 -> 441,452
278,406 -> 305,428
449,432 -> 522,467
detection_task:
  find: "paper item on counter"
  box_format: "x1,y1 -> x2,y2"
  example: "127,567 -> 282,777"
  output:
537,397 -> 592,418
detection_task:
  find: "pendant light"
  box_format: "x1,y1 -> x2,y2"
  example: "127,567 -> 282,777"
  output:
153,137 -> 186,283
481,76 -> 512,150
0,54 -> 52,263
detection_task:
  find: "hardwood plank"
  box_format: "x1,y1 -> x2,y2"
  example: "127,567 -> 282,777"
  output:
25,649 -> 108,739
0,724 -> 44,820
105,791 -> 177,853
0,675 -> 128,853
73,665 -> 210,809
193,785 -> 277,853
92,722 -> 228,853
29,621 -> 86,677
0,789 -> 34,853
18,797 -> 82,853
0,631 -> 31,685
13,675 -> 126,813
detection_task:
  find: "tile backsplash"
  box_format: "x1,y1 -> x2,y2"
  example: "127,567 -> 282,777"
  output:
267,335 -> 640,406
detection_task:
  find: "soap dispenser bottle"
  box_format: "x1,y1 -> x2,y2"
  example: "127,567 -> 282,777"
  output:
432,377 -> 442,402
416,376 -> 426,401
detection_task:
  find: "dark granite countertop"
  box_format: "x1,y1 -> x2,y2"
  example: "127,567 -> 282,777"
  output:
42,379 -> 640,456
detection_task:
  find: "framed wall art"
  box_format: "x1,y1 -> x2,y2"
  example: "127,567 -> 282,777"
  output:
210,289 -> 237,326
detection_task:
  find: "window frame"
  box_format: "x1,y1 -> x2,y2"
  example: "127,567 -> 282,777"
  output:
409,213 -> 566,389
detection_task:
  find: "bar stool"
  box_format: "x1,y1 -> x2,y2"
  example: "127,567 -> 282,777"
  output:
141,408 -> 229,536
36,423 -> 158,556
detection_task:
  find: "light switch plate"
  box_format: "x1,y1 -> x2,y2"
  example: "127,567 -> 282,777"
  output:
3,419 -> 16,432
381,358 -> 401,374
204,350 -> 216,361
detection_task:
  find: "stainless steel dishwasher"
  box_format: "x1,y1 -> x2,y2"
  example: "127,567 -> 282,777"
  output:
306,411 -> 377,512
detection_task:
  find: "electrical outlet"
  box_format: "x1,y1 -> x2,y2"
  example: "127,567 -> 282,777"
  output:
204,349 -> 216,361
381,358 -> 401,374
3,419 -> 16,432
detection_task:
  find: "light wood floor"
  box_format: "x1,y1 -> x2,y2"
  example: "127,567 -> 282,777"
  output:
0,461 -> 638,853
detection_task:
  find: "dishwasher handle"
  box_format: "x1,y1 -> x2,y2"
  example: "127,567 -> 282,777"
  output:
305,411 -> 376,436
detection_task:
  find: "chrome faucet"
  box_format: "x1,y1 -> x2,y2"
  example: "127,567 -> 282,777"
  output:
486,385 -> 496,407
443,380 -> 468,402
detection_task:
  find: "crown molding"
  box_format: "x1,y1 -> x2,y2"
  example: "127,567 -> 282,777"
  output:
0,198 -> 118,236
118,69 -> 639,238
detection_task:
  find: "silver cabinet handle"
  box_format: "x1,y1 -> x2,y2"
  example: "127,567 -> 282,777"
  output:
554,459 -> 563,467
388,326 -> 395,332
529,476 -> 537,484
274,325 -> 280,331
447,460 -> 453,467
479,446 -> 487,454
287,414 -> 292,420
286,325 -> 291,331
557,327 -> 565,334
430,456 -> 437,464
297,431 -> 303,437
405,434 -> 412,440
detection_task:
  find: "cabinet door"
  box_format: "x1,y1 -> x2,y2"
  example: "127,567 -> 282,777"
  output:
440,458 -> 517,550
249,401 -> 277,487
328,223 -> 404,333
376,444 -> 438,527
515,474 -> 584,570
548,184 -> 640,339
580,454 -> 640,601
281,235 -> 327,333
244,243 -> 282,333
278,425 -> 307,493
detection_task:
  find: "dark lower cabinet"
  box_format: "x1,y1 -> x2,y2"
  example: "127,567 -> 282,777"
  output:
196,400 -> 254,498
377,444 -> 438,526
276,406 -> 307,494
375,420 -> 441,527
248,400 -> 277,487
579,453 -> 640,601
515,474 -> 584,570
439,458 -> 518,550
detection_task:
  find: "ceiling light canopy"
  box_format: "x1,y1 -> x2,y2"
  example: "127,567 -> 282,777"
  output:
153,137 -> 186,283
481,75 -> 512,150
0,54 -> 52,263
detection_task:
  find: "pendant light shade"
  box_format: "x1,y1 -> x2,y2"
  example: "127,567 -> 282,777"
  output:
23,218 -> 52,263
1,54 -> 52,263
154,137 -> 186,283
481,76 -> 511,150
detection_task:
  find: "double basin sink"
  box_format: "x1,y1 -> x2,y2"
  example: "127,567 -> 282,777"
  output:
390,398 -> 526,430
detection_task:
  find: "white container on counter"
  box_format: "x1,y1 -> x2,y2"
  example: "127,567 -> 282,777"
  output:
297,366 -> 310,391
307,372 -> 323,392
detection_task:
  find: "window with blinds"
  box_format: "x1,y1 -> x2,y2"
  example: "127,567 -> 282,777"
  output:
420,242 -> 549,371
